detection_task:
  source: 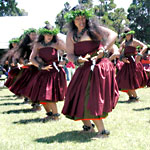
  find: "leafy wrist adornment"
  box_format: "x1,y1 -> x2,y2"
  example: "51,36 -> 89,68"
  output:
38,64 -> 43,70
74,56 -> 80,66
119,54 -> 125,61
137,53 -> 143,57
103,49 -> 109,58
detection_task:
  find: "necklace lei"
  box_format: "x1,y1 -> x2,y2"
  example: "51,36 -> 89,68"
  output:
73,28 -> 87,42
42,41 -> 52,46
125,40 -> 132,46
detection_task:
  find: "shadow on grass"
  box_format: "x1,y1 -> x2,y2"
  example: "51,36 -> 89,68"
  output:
0,95 -> 16,98
35,131 -> 94,143
2,108 -> 35,114
0,95 -> 17,101
0,102 -> 22,106
117,100 -> 129,104
13,118 -> 43,124
133,107 -> 150,111
0,98 -> 16,101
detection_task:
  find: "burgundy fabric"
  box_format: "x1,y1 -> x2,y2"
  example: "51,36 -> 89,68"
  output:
141,55 -> 150,72
116,60 -> 124,71
116,46 -> 148,90
4,67 -> 20,88
9,66 -> 38,96
23,47 -> 67,103
62,41 -> 119,118
147,78 -> 150,87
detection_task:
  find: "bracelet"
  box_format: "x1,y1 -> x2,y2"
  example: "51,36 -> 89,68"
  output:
38,64 -> 43,70
119,54 -> 125,61
137,53 -> 143,57
63,57 -> 69,64
74,56 -> 80,66
103,50 -> 109,58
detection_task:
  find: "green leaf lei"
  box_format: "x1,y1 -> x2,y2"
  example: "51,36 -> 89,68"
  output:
23,28 -> 37,35
9,38 -> 20,44
64,9 -> 94,22
38,28 -> 60,35
121,30 -> 135,37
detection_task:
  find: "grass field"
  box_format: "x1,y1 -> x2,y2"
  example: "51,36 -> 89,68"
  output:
0,87 -> 150,150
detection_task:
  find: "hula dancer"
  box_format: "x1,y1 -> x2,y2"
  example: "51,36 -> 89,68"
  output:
141,45 -> 150,87
2,38 -> 21,88
116,27 -> 148,102
23,27 -> 67,122
62,5 -> 119,139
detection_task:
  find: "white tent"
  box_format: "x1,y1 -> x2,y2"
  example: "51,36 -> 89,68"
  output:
0,16 -> 47,49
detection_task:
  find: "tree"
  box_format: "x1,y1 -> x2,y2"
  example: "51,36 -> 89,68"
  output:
55,2 -> 71,33
93,0 -> 129,39
127,0 -> 150,43
108,8 -> 129,37
0,0 -> 28,16
78,0 -> 93,8
94,0 -> 116,18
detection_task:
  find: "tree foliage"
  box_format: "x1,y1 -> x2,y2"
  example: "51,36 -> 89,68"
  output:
0,0 -> 28,16
94,0 -> 129,39
55,2 -> 71,33
127,0 -> 150,43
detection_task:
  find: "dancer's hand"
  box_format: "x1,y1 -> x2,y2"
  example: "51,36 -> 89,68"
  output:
122,57 -> 130,63
42,65 -> 53,71
96,49 -> 104,59
26,62 -> 32,66
77,56 -> 89,63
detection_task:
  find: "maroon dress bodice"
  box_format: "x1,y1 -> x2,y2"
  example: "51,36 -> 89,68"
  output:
124,46 -> 137,56
74,41 -> 102,57
38,47 -> 58,64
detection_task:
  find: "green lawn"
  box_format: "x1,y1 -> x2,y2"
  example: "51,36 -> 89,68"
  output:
0,87 -> 150,150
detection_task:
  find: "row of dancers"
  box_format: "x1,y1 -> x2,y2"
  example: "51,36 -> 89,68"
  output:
0,5 -> 150,139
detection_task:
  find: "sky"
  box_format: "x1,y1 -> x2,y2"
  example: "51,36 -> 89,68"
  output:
0,0 -> 132,48
16,0 -> 133,26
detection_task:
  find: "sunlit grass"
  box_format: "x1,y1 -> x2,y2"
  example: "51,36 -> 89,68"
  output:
0,87 -> 150,150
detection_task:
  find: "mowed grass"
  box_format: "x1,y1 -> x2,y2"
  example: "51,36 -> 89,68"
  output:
0,87 -> 150,150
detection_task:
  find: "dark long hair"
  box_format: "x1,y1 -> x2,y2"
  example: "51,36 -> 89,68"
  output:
18,33 -> 34,60
66,5 -> 107,42
37,27 -> 58,44
124,27 -> 134,46
19,34 -> 31,49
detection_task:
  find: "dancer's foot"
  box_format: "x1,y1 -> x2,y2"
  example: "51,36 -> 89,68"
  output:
91,130 -> 110,139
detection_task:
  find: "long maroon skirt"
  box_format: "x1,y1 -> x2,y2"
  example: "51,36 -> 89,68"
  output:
23,66 -> 67,103
62,58 -> 119,120
116,58 -> 148,90
9,65 -> 39,96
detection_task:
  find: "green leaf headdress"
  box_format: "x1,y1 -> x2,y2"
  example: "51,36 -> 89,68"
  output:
44,21 -> 50,24
121,30 -> 135,38
64,9 -> 94,22
9,38 -> 20,44
23,28 -> 37,36
38,28 -> 60,35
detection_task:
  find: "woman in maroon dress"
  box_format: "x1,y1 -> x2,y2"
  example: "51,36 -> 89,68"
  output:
8,29 -> 42,111
62,5 -> 119,139
141,45 -> 150,87
2,38 -> 21,88
8,29 -> 37,95
24,27 -> 67,122
116,28 -> 148,102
